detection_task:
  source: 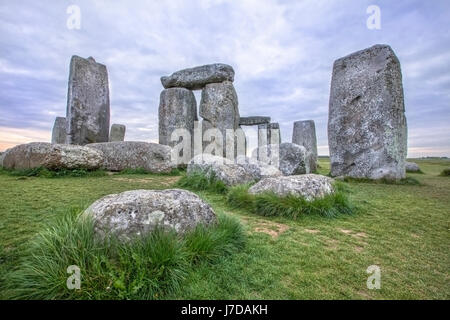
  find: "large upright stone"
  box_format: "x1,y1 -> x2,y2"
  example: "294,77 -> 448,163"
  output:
258,123 -> 281,148
161,64 -> 234,90
292,120 -> 318,172
328,44 -> 407,180
200,81 -> 241,158
51,117 -> 66,144
109,124 -> 126,142
159,88 -> 197,164
66,56 -> 110,145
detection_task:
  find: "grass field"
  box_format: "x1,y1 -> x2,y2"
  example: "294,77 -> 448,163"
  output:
0,158 -> 449,299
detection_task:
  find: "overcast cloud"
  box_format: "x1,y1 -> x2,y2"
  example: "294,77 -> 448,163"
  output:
0,0 -> 449,157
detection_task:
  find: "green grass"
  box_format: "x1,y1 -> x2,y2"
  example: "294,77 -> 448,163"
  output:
1,210 -> 244,300
176,170 -> 228,194
0,158 -> 449,299
227,182 -> 354,218
0,166 -> 107,178
440,168 -> 450,176
341,176 -> 422,186
118,167 -> 185,176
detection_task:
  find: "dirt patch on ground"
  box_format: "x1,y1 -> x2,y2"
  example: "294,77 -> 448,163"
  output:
304,229 -> 320,234
112,176 -> 180,186
251,220 -> 289,239
325,238 -> 339,250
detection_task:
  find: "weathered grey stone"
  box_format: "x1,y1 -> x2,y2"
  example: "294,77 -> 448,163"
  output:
2,142 -> 104,170
87,141 -> 175,173
235,155 -> 282,180
0,152 -> 4,167
159,88 -> 197,163
188,154 -> 256,186
161,64 -> 234,90
43,144 -> 104,170
257,123 -> 281,155
239,116 -> 271,126
292,120 -> 318,172
109,124 -> 126,142
66,56 -> 110,145
51,117 -> 66,144
253,143 -> 310,176
248,174 -> 335,201
82,189 -> 217,241
405,161 -> 421,172
328,44 -> 407,180
200,81 -> 240,157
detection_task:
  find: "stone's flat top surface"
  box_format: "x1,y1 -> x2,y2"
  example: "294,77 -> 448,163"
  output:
239,116 -> 271,126
83,189 -> 217,241
161,63 -> 234,90
248,174 -> 335,201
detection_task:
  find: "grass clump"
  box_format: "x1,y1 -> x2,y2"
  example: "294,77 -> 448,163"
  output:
176,170 -> 227,194
226,182 -> 354,219
118,167 -> 185,176
0,167 -> 107,178
1,210 -> 245,300
342,176 -> 421,186
440,168 -> 450,176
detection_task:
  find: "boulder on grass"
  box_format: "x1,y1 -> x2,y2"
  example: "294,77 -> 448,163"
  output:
235,155 -> 282,180
187,154 -> 256,186
405,162 -> 420,172
87,141 -> 175,173
248,174 -> 335,201
2,142 -> 104,170
252,143 -> 310,176
83,189 -> 217,241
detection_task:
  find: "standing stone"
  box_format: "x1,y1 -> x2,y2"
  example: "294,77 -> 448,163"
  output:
51,117 -> 66,144
66,56 -> 110,145
161,64 -> 235,90
109,124 -> 126,142
257,123 -> 281,160
292,120 -> 318,172
328,44 -> 407,180
200,81 -> 240,158
159,88 -> 197,164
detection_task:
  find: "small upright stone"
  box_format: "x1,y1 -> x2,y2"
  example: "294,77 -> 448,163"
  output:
328,44 -> 407,180
161,64 -> 235,90
109,124 -> 126,142
66,56 -> 110,145
51,117 -> 66,144
292,120 -> 318,172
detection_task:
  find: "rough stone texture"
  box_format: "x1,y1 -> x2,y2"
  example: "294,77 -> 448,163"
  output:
83,189 -> 217,241
292,120 -> 318,172
239,116 -> 271,126
159,88 -> 197,163
66,56 -> 110,145
257,123 -> 281,155
328,44 -> 407,180
51,117 -> 67,144
2,142 -> 104,170
161,63 -> 234,90
235,155 -> 282,180
405,161 -> 420,172
253,143 -> 310,176
200,81 -> 240,157
109,124 -> 126,142
43,144 -> 104,170
0,152 -> 4,167
87,141 -> 174,173
188,154 -> 257,186
249,174 -> 335,201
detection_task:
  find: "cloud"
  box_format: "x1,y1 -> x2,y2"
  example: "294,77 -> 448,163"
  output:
0,0 -> 449,158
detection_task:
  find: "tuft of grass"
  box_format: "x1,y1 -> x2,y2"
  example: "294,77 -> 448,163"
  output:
1,210 -> 245,300
440,168 -> 450,176
0,167 -> 107,178
176,170 -> 227,194
226,182 -> 355,219
342,176 -> 422,186
118,167 -> 185,176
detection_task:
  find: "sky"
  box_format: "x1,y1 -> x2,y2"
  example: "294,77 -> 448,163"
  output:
0,0 -> 449,157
